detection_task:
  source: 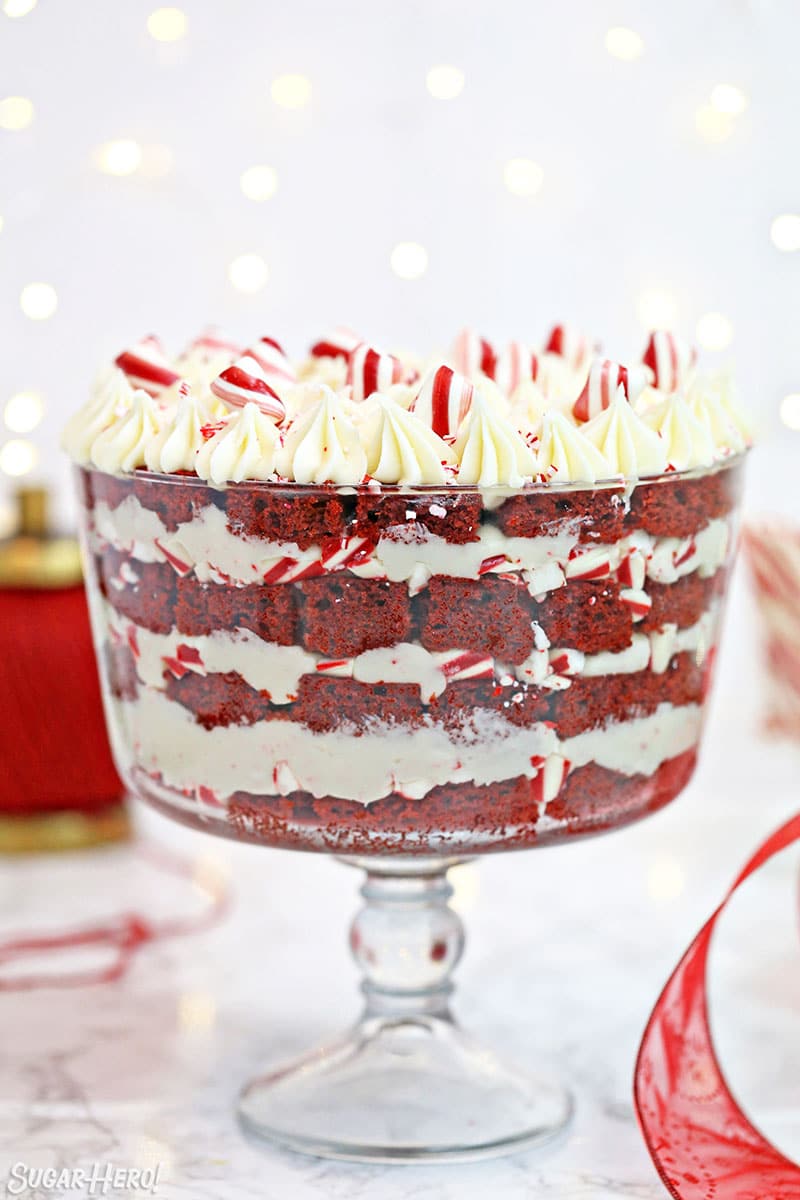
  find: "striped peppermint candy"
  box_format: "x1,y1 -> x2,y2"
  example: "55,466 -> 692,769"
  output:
210,355 -> 286,422
310,326 -> 362,360
114,337 -> 180,397
346,343 -> 403,402
572,358 -> 649,421
246,336 -> 296,385
434,650 -> 495,682
411,365 -> 474,440
544,323 -> 590,368
496,341 -> 540,393
450,329 -> 497,379
641,331 -> 696,393
181,328 -> 242,361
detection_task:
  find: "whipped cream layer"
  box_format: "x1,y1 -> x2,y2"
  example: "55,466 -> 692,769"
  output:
108,605 -> 718,704
88,495 -> 732,595
63,324 -> 751,487
108,687 -> 703,806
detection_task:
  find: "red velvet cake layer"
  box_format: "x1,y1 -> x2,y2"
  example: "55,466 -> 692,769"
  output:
215,749 -> 698,854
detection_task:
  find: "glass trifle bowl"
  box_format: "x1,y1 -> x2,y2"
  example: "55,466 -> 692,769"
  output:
67,326 -> 749,1161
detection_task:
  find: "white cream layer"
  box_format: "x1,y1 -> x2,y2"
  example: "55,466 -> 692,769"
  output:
88,495 -> 731,596
107,687 -> 702,805
107,604 -> 718,703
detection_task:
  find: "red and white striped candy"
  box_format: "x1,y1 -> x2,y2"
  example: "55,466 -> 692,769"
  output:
411,365 -> 474,440
210,355 -> 286,422
114,337 -> 180,397
435,651 -> 495,682
182,328 -> 242,361
497,342 -> 540,393
530,754 -> 570,805
246,336 -> 296,385
620,588 -> 653,620
310,326 -> 362,360
572,358 -> 649,421
641,331 -> 696,393
450,329 -> 497,379
544,324 -> 590,368
346,343 -> 403,402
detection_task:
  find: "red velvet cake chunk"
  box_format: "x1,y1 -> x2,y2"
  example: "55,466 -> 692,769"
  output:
294,676 -> 426,731
85,469 -> 222,531
641,572 -> 718,632
548,651 -> 704,737
417,577 -> 536,663
103,640 -> 139,701
533,580 -> 632,653
175,579 -> 298,644
97,552 -> 176,634
625,465 -> 741,539
226,484 -> 351,549
354,491 -> 482,544
496,487 -> 626,544
298,577 -> 414,656
165,670 -> 276,728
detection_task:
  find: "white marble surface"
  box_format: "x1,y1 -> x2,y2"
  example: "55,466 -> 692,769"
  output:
1,571 -> 799,1199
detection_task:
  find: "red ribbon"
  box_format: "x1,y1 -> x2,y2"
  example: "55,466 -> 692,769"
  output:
0,841 -> 229,991
635,812 -> 800,1198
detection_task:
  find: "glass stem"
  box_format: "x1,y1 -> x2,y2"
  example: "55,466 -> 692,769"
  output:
346,859 -> 466,1021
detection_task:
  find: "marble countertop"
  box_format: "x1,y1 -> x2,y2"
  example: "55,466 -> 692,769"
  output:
2,574 -> 800,1200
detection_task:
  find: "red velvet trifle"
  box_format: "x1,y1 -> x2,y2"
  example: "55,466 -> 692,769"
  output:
64,323 -> 749,1161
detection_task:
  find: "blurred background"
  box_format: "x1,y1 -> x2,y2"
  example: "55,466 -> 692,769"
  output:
0,0 -> 798,529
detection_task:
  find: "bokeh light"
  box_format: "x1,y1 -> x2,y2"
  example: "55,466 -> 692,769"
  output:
604,27 -> 644,61
4,391 -> 44,434
271,74 -> 312,109
710,84 -> 749,115
146,7 -> 188,41
770,213 -> 800,253
390,242 -> 429,280
780,394 -> 800,430
0,95 -> 34,131
696,311 -> 733,351
93,139 -> 143,176
228,254 -> 269,294
426,65 -> 465,100
695,105 -> 735,142
503,158 -> 544,197
3,0 -> 37,16
636,288 -> 678,329
240,165 -> 279,201
0,439 -> 38,477
20,282 -> 58,321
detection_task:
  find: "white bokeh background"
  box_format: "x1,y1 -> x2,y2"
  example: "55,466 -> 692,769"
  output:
0,0 -> 798,525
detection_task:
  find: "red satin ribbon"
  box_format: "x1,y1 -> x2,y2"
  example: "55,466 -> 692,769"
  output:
636,812 -> 800,1199
0,841 -> 230,991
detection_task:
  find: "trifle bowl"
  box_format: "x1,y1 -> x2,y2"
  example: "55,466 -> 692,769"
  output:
65,324 -> 749,1161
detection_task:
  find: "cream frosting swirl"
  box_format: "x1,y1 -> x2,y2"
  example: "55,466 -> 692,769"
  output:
454,392 -> 537,486
89,390 -> 161,474
641,394 -> 716,472
64,327 -> 751,485
145,386 -> 210,475
582,389 -> 668,477
534,410 -> 609,483
362,394 -> 455,485
277,386 -> 367,485
196,403 -> 280,484
61,369 -> 137,464
687,373 -> 750,455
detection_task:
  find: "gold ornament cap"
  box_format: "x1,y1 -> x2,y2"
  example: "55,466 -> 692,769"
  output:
0,486 -> 83,588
